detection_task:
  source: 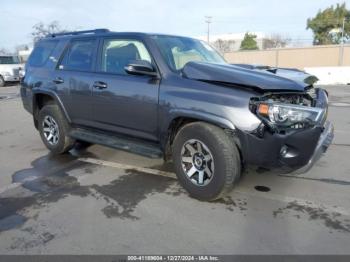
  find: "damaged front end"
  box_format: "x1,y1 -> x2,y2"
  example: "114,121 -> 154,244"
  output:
181,61 -> 333,173
237,87 -> 334,173
249,88 -> 327,133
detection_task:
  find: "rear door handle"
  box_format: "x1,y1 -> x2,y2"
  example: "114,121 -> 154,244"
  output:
93,81 -> 108,89
53,77 -> 64,84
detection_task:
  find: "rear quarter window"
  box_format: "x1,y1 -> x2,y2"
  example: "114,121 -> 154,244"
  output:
28,40 -> 58,67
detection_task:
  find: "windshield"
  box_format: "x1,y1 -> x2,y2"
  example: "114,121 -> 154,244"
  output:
0,56 -> 20,64
151,35 -> 226,72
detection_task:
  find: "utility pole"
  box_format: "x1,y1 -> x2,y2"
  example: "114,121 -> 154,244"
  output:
339,17 -> 346,66
205,16 -> 212,43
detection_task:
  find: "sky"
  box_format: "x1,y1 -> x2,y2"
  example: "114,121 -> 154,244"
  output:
0,0 -> 348,51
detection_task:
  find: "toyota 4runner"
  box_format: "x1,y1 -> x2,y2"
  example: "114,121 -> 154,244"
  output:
21,29 -> 334,201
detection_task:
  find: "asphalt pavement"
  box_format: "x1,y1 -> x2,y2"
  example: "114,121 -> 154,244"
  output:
0,84 -> 349,254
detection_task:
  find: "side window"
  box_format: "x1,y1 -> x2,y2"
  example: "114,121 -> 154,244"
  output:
28,40 -> 58,67
59,39 -> 96,71
100,39 -> 152,74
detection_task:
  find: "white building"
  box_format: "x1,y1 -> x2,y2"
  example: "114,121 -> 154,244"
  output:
18,48 -> 33,63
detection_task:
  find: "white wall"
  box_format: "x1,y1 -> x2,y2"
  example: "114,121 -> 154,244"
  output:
304,67 -> 350,85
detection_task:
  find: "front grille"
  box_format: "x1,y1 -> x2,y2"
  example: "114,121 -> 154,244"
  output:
12,68 -> 20,77
290,123 -> 304,129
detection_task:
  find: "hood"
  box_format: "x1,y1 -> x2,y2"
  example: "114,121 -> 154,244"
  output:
261,68 -> 318,85
232,63 -> 319,85
182,62 -> 317,92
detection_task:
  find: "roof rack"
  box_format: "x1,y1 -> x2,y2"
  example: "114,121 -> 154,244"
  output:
50,29 -> 109,38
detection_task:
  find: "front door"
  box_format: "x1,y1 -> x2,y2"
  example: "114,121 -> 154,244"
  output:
92,37 -> 160,141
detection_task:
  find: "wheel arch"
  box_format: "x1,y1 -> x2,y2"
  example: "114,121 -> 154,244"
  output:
162,110 -> 237,161
32,90 -> 71,129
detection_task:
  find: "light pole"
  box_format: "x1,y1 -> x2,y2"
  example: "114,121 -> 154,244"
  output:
339,17 -> 346,66
205,16 -> 212,43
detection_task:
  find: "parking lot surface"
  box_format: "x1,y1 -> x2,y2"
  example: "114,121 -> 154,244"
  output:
0,84 -> 349,254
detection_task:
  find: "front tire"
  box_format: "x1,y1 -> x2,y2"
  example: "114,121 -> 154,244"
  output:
172,122 -> 241,201
38,104 -> 75,154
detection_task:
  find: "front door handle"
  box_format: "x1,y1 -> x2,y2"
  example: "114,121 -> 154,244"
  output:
53,77 -> 64,84
93,81 -> 108,89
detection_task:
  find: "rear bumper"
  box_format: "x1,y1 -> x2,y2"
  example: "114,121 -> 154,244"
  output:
20,84 -> 33,114
293,121 -> 334,174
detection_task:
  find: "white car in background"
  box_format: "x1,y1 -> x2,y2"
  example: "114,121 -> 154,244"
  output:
0,55 -> 23,87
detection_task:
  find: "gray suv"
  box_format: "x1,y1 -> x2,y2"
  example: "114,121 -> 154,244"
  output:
21,29 -> 334,201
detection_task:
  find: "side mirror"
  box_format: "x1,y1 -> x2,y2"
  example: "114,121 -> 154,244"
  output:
124,60 -> 158,77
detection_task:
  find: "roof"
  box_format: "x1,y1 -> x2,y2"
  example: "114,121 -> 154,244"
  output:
45,29 -> 196,40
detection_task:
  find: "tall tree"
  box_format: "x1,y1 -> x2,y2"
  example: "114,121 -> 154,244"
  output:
263,34 -> 291,49
31,21 -> 66,43
307,3 -> 350,45
240,32 -> 259,50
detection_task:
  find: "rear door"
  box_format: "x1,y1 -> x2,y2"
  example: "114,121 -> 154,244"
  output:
54,38 -> 98,126
91,37 -> 160,141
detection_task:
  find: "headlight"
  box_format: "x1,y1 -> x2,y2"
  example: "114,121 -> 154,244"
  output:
1,71 -> 11,76
19,69 -> 25,77
256,103 -> 324,127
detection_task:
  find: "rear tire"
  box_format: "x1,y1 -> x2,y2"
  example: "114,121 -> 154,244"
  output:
38,104 -> 75,154
172,122 -> 241,201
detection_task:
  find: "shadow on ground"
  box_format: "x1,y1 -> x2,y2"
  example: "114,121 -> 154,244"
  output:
0,143 -> 182,234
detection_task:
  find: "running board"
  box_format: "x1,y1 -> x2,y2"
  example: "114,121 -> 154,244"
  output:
69,128 -> 162,159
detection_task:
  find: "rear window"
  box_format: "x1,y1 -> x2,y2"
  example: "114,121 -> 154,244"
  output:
28,40 -> 58,67
58,39 -> 96,71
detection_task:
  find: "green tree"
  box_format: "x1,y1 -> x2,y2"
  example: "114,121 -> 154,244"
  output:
240,32 -> 259,50
307,3 -> 350,45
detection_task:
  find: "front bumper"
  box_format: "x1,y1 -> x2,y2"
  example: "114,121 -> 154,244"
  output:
293,121 -> 334,174
3,75 -> 20,82
236,121 -> 334,174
